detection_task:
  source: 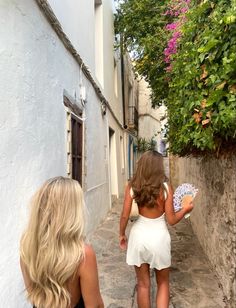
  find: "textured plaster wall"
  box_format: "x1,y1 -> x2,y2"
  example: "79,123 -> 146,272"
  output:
102,0 -> 124,125
170,155 -> 236,306
108,113 -> 127,199
0,0 -> 110,306
47,0 -> 95,71
47,0 -> 124,126
47,0 -> 125,200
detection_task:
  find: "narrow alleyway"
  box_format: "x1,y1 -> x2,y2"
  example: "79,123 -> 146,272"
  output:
88,199 -> 226,308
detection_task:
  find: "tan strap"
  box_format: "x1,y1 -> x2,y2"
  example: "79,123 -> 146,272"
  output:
130,187 -> 134,198
163,182 -> 169,200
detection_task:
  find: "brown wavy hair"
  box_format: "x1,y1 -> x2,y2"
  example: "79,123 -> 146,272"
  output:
130,150 -> 168,208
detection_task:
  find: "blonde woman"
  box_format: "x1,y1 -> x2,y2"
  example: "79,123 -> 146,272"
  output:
20,176 -> 104,308
119,151 -> 194,308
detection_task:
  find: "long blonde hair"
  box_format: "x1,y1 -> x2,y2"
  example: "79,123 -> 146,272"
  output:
20,176 -> 85,308
131,151 -> 168,207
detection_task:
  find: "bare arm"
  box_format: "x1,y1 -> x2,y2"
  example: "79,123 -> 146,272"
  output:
165,183 -> 194,225
79,245 -> 104,308
119,184 -> 132,249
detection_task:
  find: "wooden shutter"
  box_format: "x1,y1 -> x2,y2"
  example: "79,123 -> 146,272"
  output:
71,114 -> 83,184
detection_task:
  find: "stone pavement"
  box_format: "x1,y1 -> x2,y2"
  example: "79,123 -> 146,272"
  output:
88,199 -> 226,308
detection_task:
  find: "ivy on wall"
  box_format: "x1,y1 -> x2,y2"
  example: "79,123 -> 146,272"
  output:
115,0 -> 236,156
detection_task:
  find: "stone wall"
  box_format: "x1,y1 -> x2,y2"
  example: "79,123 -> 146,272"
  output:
170,155 -> 236,307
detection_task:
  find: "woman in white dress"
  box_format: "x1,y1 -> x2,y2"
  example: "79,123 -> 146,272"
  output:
119,151 -> 194,308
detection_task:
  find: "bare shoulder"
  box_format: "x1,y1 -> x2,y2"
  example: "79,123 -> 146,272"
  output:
125,182 -> 131,191
126,181 -> 131,188
78,245 -> 104,307
84,244 -> 96,259
79,244 -> 97,272
125,182 -> 132,196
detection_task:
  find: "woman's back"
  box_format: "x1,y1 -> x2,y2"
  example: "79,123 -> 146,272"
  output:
136,185 -> 166,219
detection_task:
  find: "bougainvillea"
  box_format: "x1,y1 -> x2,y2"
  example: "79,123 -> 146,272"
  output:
115,0 -> 236,156
164,0 -> 190,71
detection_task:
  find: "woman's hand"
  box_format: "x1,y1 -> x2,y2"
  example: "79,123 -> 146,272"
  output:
165,184 -> 195,225
182,195 -> 194,213
119,235 -> 127,250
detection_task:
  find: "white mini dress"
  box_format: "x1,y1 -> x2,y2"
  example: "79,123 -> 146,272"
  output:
126,185 -> 171,270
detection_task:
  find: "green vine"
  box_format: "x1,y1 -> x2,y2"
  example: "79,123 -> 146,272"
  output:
168,0 -> 236,155
115,0 -> 236,156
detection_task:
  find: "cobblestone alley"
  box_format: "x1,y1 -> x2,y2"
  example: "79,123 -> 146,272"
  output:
88,199 -> 226,308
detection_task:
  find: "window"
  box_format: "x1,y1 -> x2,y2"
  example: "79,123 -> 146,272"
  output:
71,114 -> 83,184
64,96 -> 83,185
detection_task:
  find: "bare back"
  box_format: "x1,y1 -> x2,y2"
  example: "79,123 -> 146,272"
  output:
138,186 -> 166,218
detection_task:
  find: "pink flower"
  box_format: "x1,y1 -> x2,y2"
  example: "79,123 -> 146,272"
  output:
163,0 -> 191,71
165,22 -> 179,31
165,65 -> 173,72
181,7 -> 188,13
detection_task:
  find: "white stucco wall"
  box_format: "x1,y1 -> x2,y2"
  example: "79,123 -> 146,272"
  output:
47,0 -> 95,72
47,0 -> 124,126
102,0 -> 123,124
108,115 -> 127,199
46,0 -> 125,199
0,0 -> 110,306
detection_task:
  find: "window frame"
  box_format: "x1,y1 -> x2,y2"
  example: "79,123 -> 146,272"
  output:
64,97 -> 83,185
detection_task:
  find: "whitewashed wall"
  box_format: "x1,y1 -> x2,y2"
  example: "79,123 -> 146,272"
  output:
47,0 -> 95,72
102,0 -> 123,123
47,0 -> 126,199
102,0 -> 126,198
0,0 -> 110,306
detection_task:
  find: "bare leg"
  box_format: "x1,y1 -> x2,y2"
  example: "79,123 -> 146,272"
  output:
134,264 -> 151,308
155,268 -> 170,308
